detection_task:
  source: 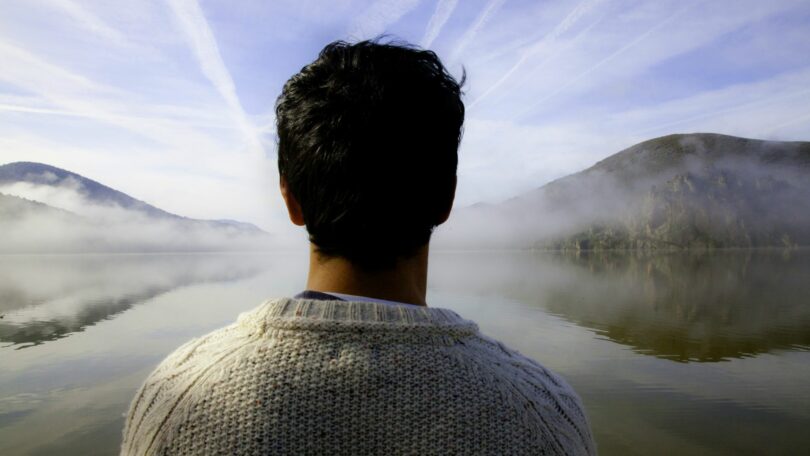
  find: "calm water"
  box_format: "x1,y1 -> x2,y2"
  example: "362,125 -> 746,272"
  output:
1,250 -> 809,455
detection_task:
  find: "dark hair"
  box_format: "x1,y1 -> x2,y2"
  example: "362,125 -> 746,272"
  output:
276,38 -> 465,270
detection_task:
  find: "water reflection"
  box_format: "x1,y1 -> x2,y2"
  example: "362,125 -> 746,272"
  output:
547,250 -> 810,361
0,254 -> 268,349
432,249 -> 810,362
0,253 -> 299,456
0,251 -> 808,455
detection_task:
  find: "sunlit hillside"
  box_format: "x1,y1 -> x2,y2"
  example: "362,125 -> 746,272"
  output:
437,133 -> 810,250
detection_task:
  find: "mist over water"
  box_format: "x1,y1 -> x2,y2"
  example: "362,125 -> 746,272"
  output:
0,178 -> 273,253
2,134 -> 807,256
1,251 -> 808,455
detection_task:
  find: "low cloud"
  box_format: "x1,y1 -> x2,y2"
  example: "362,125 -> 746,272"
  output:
436,135 -> 810,249
0,179 -> 277,253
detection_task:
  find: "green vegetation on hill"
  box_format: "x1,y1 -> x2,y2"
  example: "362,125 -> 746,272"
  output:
0,192 -> 79,221
548,170 -> 807,250
540,134 -> 810,251
442,133 -> 810,251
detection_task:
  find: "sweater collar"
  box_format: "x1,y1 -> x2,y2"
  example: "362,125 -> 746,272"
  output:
294,289 -> 422,308
236,297 -> 479,338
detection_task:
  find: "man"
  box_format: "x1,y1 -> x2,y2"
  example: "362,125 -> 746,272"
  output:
121,39 -> 596,455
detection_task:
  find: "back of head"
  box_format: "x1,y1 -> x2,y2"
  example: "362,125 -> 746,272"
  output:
276,39 -> 465,270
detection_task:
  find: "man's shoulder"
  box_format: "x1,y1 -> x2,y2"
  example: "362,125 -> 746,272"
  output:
459,333 -> 597,455
469,333 -> 578,393
120,319 -> 250,454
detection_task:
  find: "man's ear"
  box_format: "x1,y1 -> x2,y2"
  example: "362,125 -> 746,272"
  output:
279,177 -> 306,226
436,175 -> 457,225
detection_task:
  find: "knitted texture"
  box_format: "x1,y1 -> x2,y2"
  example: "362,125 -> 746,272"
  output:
121,298 -> 596,455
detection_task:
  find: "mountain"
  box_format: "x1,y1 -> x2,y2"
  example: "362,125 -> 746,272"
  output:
0,162 -> 270,253
0,162 -> 170,217
6,133 -> 809,253
0,162 -> 265,233
0,191 -> 80,220
438,133 -> 810,250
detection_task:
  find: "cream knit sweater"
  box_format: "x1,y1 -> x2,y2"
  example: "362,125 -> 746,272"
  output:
121,298 -> 596,455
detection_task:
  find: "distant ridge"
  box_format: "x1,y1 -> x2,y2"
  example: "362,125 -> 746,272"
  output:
0,162 -> 269,253
508,133 -> 809,206
438,133 -> 810,250
0,161 -> 265,234
0,162 -> 171,218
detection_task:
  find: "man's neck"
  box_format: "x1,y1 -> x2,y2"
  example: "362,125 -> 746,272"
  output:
305,244 -> 429,307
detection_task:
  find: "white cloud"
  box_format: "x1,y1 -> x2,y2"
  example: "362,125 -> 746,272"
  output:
167,0 -> 264,158
348,0 -> 423,39
469,0 -> 606,108
617,67 -> 810,139
420,0 -> 458,48
512,2 -> 695,120
42,0 -> 127,43
449,0 -> 505,62
0,42 -> 236,154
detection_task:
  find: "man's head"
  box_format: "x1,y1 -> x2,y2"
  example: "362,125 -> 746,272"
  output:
276,39 -> 465,270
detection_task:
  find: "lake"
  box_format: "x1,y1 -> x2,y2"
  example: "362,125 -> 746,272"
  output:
1,250 -> 809,455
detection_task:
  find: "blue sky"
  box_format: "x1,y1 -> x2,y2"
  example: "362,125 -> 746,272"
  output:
1,0 -> 809,232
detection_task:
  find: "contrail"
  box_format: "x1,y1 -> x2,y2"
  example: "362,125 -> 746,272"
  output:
449,0 -> 506,62
0,41 -> 105,91
167,0 -> 263,156
348,0 -> 423,39
0,103 -> 88,117
44,0 -> 126,43
469,0 -> 604,109
0,102 -> 239,130
513,3 -> 694,121
421,0 -> 459,48
506,14 -> 604,95
0,42 -> 238,149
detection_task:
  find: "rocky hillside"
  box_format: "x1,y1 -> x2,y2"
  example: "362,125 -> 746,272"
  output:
438,133 -> 810,250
